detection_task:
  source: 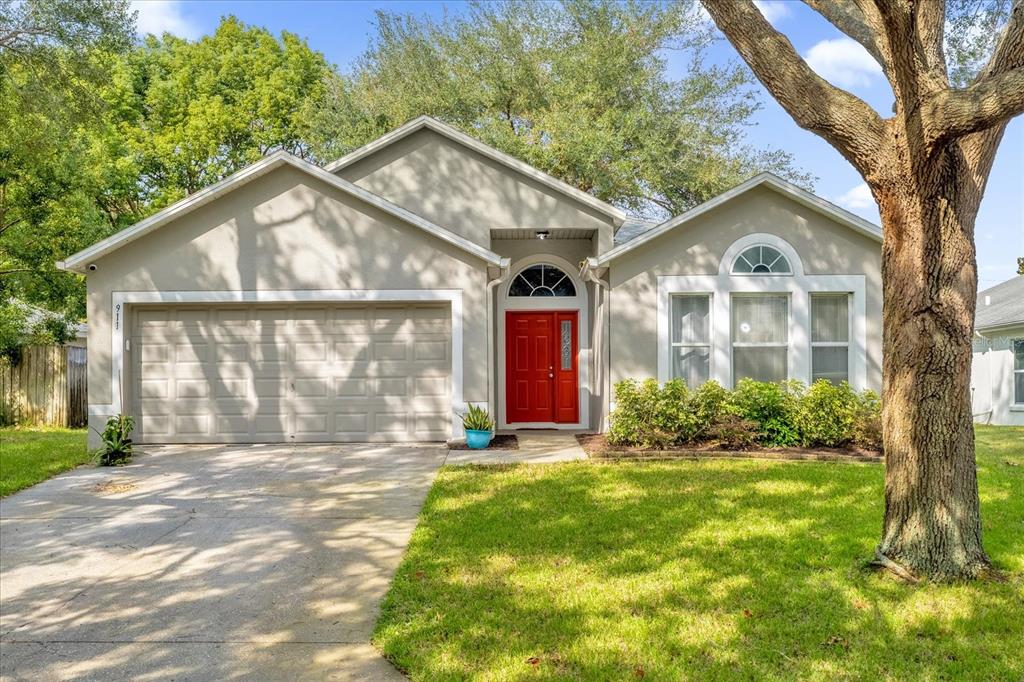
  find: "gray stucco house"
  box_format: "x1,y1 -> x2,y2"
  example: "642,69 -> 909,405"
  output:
972,275 -> 1024,425
59,116 -> 882,446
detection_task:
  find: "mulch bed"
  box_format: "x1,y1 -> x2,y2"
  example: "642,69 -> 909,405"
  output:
448,434 -> 520,450
576,433 -> 882,463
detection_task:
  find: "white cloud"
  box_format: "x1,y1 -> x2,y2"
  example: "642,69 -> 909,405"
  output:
804,37 -> 883,88
836,183 -> 875,211
753,1 -> 791,24
132,1 -> 203,40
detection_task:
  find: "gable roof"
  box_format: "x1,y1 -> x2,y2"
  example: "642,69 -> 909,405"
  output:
324,116 -> 627,227
57,151 -> 508,274
976,276 -> 1024,331
587,173 -> 883,268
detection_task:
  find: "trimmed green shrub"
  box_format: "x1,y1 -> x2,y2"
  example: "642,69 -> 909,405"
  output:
728,379 -> 802,447
708,414 -> 759,449
852,390 -> 883,450
607,377 -> 884,451
795,380 -> 858,447
690,380 -> 728,441
608,378 -> 688,448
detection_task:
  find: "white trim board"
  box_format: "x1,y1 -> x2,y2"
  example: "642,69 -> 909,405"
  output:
656,274 -> 867,390
57,151 -> 508,274
324,115 -> 626,227
94,289 -> 466,439
496,254 -> 591,431
589,172 -> 882,268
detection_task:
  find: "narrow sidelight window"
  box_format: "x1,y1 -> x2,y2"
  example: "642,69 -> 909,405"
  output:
811,293 -> 850,384
670,294 -> 710,387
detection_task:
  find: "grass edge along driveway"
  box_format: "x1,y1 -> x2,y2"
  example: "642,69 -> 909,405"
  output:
1,427 -> 89,497
374,426 -> 1024,680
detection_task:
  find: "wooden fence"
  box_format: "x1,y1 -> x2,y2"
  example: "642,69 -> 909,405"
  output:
0,345 -> 87,427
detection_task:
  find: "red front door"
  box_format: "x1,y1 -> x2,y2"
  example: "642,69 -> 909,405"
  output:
506,311 -> 578,424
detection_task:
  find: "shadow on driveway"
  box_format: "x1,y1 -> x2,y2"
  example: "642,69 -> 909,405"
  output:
0,443 -> 447,680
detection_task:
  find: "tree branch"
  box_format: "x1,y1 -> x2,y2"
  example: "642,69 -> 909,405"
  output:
976,0 -> 1024,82
925,65 -> 1024,143
701,0 -> 885,176
802,0 -> 887,66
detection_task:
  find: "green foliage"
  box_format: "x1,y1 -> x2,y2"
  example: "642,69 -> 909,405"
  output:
690,380 -> 729,440
0,302 -> 27,363
0,300 -> 76,363
1017,257 -> 1023,276
460,403 -> 494,432
300,0 -> 812,217
852,389 -> 883,451
609,378 -> 884,450
609,378 -> 727,448
728,378 -> 802,447
1,15 -> 330,318
944,0 -> 1014,87
93,414 -> 134,466
707,413 -> 759,449
794,380 -> 858,447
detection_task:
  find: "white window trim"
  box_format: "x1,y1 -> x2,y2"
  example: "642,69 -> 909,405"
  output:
810,293 -> 853,384
92,289 -> 465,438
656,233 -> 867,390
731,245 -> 792,275
1014,339 -> 1024,406
669,293 -> 713,384
497,253 -> 590,430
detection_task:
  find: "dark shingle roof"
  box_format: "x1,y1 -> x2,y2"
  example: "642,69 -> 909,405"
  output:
614,216 -> 660,245
976,276 -> 1024,330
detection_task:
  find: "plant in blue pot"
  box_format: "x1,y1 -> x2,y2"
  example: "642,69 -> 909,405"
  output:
461,403 -> 495,449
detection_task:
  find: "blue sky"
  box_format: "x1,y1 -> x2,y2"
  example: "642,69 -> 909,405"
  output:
133,0 -> 1023,286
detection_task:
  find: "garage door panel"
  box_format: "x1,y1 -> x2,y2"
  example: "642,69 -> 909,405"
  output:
132,303 -> 451,443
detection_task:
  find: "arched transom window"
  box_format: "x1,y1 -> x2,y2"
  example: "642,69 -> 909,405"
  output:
732,245 -> 792,274
509,264 -> 577,297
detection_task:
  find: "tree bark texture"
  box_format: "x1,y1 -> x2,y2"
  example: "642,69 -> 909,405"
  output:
874,139 -> 990,580
700,0 -> 1024,580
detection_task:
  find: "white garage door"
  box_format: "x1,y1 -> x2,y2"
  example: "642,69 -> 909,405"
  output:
130,303 -> 452,443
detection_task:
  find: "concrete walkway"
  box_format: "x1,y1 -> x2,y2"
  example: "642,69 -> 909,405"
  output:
0,443 -> 447,681
444,432 -> 587,465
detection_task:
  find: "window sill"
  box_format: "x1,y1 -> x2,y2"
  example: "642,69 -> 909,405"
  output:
1010,405 -> 1024,412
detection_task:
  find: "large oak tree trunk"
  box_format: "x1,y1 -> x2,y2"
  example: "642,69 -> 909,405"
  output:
874,147 -> 992,580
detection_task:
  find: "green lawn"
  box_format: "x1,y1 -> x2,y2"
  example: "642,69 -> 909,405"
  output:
375,426 -> 1024,680
0,427 -> 90,497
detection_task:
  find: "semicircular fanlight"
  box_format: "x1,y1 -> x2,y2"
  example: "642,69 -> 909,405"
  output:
508,264 -> 577,297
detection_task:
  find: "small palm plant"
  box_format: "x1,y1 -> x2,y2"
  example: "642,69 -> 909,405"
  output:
461,403 -> 495,432
94,415 -> 136,466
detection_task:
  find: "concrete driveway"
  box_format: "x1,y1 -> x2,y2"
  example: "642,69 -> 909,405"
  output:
0,443 -> 448,680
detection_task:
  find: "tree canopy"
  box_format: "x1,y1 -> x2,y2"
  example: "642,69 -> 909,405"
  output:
3,0 -> 808,325
303,0 -> 810,218
1,14 -> 329,322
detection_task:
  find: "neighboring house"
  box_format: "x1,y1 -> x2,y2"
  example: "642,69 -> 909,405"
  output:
8,299 -> 87,347
971,276 -> 1024,425
58,116 -> 882,446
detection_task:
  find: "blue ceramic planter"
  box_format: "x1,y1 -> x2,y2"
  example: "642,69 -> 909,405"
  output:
465,429 -> 493,449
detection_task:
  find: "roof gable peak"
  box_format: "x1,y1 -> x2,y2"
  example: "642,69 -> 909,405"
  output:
325,116 -> 626,226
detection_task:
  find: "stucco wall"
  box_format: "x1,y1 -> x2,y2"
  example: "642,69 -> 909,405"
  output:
972,326 -> 1024,426
85,165 -> 490,443
608,185 -> 883,391
337,129 -> 616,252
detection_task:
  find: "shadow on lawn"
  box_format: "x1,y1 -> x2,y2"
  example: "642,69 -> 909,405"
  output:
376,459 -> 1024,679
